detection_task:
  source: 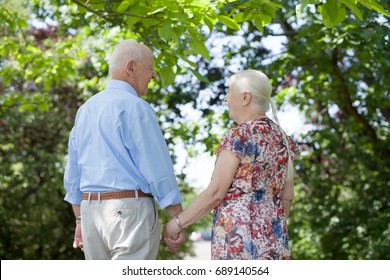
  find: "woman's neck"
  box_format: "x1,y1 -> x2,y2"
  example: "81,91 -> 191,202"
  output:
240,112 -> 266,124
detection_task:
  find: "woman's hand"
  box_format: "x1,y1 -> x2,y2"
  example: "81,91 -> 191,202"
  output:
162,219 -> 186,252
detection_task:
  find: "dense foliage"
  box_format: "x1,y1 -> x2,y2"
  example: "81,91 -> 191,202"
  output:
1,0 -> 389,259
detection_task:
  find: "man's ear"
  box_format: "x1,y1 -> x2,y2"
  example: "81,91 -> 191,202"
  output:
126,60 -> 135,75
242,92 -> 252,106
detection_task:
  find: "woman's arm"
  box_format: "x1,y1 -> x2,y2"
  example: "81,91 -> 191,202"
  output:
281,178 -> 294,218
163,149 -> 240,237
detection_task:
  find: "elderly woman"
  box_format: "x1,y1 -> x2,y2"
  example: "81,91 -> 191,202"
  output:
163,69 -> 300,260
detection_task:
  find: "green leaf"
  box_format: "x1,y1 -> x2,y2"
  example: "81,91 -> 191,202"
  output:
322,1 -> 347,28
190,69 -> 210,83
37,102 -> 49,111
358,0 -> 390,17
203,15 -> 216,32
262,4 -> 277,18
296,0 -> 320,18
253,16 -> 263,31
18,103 -> 34,112
160,66 -> 175,86
125,16 -> 139,28
188,27 -> 200,39
191,0 -> 212,8
218,15 -> 240,30
264,2 -> 284,10
339,0 -> 363,20
189,39 -> 210,60
147,6 -> 167,15
181,56 -> 198,68
171,28 -> 181,46
116,0 -> 137,13
261,15 -> 273,26
2,96 -> 15,107
234,12 -> 250,23
143,18 -> 159,28
158,21 -> 172,42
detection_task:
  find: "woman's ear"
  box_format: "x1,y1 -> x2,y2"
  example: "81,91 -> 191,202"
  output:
241,92 -> 252,106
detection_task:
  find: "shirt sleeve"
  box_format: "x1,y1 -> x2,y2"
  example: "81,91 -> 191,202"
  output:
123,103 -> 182,209
63,127 -> 83,205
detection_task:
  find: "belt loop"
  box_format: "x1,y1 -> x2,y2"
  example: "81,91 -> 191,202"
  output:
135,190 -> 139,200
88,192 -> 91,204
98,192 -> 101,203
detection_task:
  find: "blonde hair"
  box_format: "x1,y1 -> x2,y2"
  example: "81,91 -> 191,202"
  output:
230,69 -> 294,182
108,39 -> 151,77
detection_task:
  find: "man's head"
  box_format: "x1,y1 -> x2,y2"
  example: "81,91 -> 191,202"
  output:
109,39 -> 157,96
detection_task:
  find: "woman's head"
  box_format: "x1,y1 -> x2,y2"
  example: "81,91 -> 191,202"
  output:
228,69 -> 272,112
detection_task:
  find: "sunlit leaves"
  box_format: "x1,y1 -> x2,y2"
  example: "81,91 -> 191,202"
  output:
67,0 -> 389,86
0,4 -> 28,32
218,15 -> 241,30
297,0 -> 389,28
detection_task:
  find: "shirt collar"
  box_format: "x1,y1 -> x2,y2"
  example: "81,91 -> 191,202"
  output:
106,80 -> 138,97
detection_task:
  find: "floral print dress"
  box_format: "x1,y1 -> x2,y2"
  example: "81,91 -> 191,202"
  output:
211,117 -> 300,260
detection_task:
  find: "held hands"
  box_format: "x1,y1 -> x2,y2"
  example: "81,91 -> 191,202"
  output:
162,216 -> 186,252
73,221 -> 84,251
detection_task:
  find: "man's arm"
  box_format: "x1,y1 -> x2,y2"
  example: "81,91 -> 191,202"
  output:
71,204 -> 83,250
165,203 -> 183,219
124,104 -> 185,250
163,203 -> 185,252
124,105 -> 183,208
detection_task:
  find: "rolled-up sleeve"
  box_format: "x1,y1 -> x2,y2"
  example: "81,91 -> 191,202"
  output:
148,174 -> 182,209
124,104 -> 182,209
63,127 -> 83,205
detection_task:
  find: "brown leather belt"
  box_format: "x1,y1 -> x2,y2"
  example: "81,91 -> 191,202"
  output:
82,190 -> 152,200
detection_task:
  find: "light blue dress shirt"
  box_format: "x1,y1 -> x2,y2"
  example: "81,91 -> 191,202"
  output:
64,80 -> 182,209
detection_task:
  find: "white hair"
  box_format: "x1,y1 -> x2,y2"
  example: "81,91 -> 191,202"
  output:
230,69 -> 294,182
108,39 -> 151,77
229,69 -> 272,112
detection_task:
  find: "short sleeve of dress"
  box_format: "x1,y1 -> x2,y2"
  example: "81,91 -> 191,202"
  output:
215,124 -> 249,160
287,135 -> 301,161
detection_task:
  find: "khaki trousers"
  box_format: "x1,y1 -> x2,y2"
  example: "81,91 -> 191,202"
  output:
80,196 -> 160,260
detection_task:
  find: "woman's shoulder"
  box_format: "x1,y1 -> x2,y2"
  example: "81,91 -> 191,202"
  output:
226,122 -> 253,139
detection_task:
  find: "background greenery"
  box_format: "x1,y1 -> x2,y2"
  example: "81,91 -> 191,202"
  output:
0,0 -> 389,260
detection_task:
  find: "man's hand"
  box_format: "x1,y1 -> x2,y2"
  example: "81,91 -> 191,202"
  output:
73,221 -> 84,251
163,230 -> 186,252
162,219 -> 186,252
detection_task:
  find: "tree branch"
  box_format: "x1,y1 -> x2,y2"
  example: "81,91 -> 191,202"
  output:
331,47 -> 378,144
70,0 -> 118,24
275,11 -> 295,42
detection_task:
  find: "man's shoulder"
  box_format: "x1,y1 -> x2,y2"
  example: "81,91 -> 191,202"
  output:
84,88 -> 144,105
79,88 -> 154,118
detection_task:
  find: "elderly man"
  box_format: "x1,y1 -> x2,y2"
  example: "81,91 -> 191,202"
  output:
64,39 -> 185,259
